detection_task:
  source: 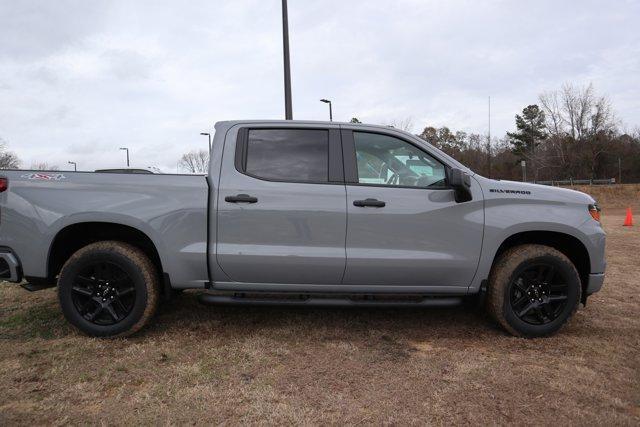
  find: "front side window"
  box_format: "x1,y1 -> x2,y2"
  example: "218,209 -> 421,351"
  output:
353,132 -> 447,188
245,129 -> 329,183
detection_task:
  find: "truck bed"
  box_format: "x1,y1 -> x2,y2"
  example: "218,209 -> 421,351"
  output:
0,170 -> 209,288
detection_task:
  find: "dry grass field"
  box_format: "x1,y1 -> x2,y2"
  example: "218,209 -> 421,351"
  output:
0,189 -> 639,425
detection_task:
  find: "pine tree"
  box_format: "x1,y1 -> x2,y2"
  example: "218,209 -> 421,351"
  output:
507,105 -> 547,157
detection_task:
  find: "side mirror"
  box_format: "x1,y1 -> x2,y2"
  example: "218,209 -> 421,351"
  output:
449,168 -> 472,203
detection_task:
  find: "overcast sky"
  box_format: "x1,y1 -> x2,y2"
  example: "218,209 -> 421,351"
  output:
1,0 -> 639,172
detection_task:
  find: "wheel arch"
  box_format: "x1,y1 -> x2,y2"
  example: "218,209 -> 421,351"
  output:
491,230 -> 591,298
47,222 -> 164,282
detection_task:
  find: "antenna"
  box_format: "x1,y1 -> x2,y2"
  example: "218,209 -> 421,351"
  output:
487,96 -> 492,177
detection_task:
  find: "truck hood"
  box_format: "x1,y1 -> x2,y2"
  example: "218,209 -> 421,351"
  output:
478,178 -> 595,204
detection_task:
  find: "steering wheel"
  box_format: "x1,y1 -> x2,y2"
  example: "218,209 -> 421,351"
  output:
386,172 -> 399,185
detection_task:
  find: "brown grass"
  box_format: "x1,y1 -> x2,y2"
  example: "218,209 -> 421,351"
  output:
563,183 -> 640,210
1,217 -> 639,425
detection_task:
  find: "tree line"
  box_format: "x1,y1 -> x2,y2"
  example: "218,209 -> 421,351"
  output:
414,83 -> 640,183
2,83 -> 638,180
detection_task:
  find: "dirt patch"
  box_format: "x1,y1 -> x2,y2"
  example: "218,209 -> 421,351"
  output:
1,215 -> 639,424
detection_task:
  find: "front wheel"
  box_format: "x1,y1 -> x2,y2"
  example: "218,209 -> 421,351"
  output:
487,244 -> 581,338
58,241 -> 160,337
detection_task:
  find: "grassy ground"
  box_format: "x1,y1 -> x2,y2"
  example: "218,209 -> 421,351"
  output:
1,217 -> 639,424
564,183 -> 640,210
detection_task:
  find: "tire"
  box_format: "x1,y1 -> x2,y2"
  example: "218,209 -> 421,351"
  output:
58,241 -> 160,337
487,244 -> 581,338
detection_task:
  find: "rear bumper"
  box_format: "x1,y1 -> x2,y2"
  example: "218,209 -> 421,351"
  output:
586,273 -> 605,295
0,250 -> 22,282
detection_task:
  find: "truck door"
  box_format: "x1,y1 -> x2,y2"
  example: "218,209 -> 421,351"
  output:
341,129 -> 484,291
216,125 -> 347,285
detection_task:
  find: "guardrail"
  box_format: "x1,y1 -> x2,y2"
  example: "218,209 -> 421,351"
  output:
534,178 -> 616,186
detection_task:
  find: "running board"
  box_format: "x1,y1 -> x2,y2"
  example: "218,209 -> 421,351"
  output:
198,293 -> 463,308
20,282 -> 56,292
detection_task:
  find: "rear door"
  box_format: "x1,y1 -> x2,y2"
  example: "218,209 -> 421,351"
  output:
341,128 -> 484,291
216,125 -> 347,284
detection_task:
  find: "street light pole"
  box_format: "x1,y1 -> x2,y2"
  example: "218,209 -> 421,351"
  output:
119,147 -> 130,167
68,161 -> 77,171
200,132 -> 211,151
320,99 -> 332,121
281,0 -> 293,120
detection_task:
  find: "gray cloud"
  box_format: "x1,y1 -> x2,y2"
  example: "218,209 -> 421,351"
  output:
0,0 -> 108,60
0,0 -> 638,172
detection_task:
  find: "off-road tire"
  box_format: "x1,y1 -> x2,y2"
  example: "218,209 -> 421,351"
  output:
487,244 -> 581,338
58,241 -> 160,337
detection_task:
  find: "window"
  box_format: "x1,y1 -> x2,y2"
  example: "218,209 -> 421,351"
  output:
353,132 -> 447,188
245,129 -> 329,183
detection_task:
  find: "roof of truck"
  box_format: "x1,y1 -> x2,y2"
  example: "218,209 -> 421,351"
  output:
214,119 -> 401,131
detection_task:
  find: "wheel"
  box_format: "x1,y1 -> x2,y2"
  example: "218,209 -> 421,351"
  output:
487,244 -> 581,338
58,241 -> 160,337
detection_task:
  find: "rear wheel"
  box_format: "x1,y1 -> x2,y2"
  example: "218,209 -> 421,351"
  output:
487,244 -> 581,337
58,241 -> 159,337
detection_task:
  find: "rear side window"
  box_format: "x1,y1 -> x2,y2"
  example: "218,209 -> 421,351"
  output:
245,129 -> 329,183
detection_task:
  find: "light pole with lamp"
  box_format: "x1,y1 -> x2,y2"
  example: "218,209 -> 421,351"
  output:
320,99 -> 332,121
119,147 -> 130,167
200,132 -> 211,151
68,161 -> 77,171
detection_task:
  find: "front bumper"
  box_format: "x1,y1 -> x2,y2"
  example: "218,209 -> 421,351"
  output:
0,250 -> 22,282
586,273 -> 605,295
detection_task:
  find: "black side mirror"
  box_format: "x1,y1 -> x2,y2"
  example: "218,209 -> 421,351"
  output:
449,168 -> 472,203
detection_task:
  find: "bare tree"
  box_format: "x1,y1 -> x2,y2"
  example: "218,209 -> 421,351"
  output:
388,117 -> 414,132
30,162 -> 59,171
538,83 -> 618,179
0,139 -> 20,169
179,149 -> 209,173
539,83 -> 615,140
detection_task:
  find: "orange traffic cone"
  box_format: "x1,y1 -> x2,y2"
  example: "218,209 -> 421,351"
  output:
623,207 -> 633,226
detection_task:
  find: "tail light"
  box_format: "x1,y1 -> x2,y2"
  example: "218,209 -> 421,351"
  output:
0,177 -> 7,193
588,203 -> 601,222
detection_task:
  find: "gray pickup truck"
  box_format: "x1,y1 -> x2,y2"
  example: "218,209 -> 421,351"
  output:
0,120 -> 605,338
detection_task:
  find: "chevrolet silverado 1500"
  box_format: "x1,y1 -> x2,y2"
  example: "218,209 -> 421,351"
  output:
0,120 -> 606,337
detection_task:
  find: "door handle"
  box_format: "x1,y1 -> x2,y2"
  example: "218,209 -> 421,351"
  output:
225,194 -> 258,203
353,198 -> 386,208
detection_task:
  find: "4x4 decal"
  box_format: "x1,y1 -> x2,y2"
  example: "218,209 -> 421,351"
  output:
21,173 -> 67,181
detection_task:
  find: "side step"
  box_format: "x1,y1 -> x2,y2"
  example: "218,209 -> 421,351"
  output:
198,293 -> 463,308
21,282 -> 56,292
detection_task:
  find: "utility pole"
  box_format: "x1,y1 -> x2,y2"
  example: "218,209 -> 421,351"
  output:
281,0 -> 293,120
119,147 -> 130,167
487,96 -> 492,178
618,157 -> 622,184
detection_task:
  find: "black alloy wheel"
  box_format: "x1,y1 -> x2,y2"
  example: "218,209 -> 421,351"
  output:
509,263 -> 569,325
487,244 -> 581,337
58,241 -> 159,337
71,261 -> 136,326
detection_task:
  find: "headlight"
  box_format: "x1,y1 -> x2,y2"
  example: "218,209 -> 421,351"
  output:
588,203 -> 601,222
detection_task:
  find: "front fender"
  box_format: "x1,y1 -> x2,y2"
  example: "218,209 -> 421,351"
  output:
469,197 -> 606,292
